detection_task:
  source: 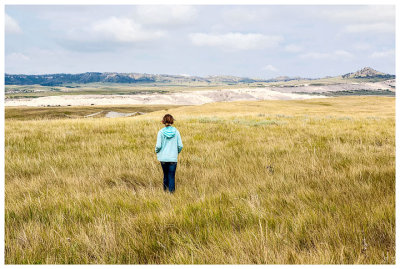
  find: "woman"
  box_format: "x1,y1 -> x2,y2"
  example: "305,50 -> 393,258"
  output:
155,114 -> 183,193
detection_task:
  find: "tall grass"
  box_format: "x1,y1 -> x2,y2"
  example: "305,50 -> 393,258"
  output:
5,96 -> 395,264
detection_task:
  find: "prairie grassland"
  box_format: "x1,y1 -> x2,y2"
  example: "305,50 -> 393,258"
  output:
5,96 -> 395,264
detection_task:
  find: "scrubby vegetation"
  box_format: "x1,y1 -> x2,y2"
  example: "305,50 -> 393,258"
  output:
294,89 -> 395,96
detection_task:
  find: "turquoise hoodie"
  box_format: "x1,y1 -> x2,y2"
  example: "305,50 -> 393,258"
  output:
155,126 -> 183,162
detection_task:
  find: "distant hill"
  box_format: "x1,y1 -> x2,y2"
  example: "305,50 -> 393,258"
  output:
342,67 -> 395,79
5,73 -> 157,86
4,72 -> 267,86
5,67 -> 394,86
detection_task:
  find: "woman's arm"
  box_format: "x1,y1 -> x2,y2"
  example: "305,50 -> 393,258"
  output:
177,130 -> 183,153
155,131 -> 162,153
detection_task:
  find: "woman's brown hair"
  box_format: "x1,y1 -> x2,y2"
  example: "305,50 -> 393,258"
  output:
162,114 -> 174,125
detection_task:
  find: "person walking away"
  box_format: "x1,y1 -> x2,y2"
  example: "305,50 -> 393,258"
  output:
155,114 -> 183,193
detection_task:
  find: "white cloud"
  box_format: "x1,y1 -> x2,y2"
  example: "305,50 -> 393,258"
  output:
343,22 -> 394,34
321,6 -> 394,24
352,43 -> 372,51
136,5 -> 197,26
5,13 -> 22,34
64,16 -> 165,45
91,17 -> 165,43
263,65 -> 278,72
369,49 -> 395,59
320,6 -> 395,36
300,50 -> 353,60
299,52 -> 331,60
222,8 -> 258,26
189,32 -> 283,51
6,52 -> 30,61
284,44 -> 303,53
334,50 -> 353,58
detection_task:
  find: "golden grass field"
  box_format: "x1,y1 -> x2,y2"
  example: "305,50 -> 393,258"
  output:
5,96 -> 395,264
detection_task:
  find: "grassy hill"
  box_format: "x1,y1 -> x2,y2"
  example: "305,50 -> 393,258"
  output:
5,96 -> 395,264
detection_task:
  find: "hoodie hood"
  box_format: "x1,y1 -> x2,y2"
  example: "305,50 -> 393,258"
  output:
161,126 -> 176,139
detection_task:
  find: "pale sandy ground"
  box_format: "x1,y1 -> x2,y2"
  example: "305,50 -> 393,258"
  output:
275,80 -> 395,94
5,88 -> 328,107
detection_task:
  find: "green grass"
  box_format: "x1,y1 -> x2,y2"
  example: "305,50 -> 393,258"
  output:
5,96 -> 395,264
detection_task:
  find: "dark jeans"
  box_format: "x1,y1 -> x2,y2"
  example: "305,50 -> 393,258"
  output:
160,162 -> 177,193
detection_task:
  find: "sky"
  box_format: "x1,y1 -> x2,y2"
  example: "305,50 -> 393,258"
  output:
4,5 -> 396,79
